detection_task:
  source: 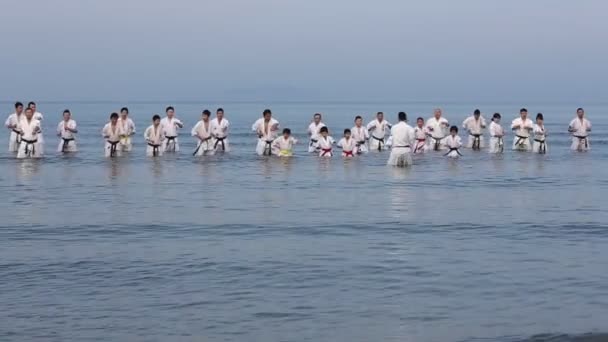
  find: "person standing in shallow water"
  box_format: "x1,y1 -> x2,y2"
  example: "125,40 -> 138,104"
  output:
387,112 -> 415,167
425,108 -> 449,151
307,113 -> 326,153
568,107 -> 592,151
117,107 -> 136,152
16,107 -> 43,159
252,109 -> 280,156
532,113 -> 547,154
56,109 -> 78,153
367,112 -> 391,151
210,108 -> 230,152
511,108 -> 534,151
488,113 -> 505,154
462,109 -> 486,150
351,115 -> 369,154
5,102 -> 25,153
161,106 -> 184,152
192,110 -> 215,156
102,113 -> 124,158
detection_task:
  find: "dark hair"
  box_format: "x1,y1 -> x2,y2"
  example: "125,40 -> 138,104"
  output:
520,108 -> 528,113
417,117 -> 424,122
120,107 -> 129,114
377,112 -> 384,116
398,112 -> 406,121
217,108 -> 224,113
319,126 -> 329,133
15,102 -> 23,109
28,101 -> 36,108
166,106 -> 174,113
314,113 -> 322,118
110,112 -> 119,119
263,109 -> 272,116
536,113 -> 544,121
63,109 -> 71,115
474,109 -> 481,115
153,114 -> 161,121
493,113 -> 501,120
202,110 -> 211,116
577,107 -> 584,112
25,107 -> 33,113
450,125 -> 458,133
283,128 -> 291,135
344,128 -> 351,135
355,115 -> 362,121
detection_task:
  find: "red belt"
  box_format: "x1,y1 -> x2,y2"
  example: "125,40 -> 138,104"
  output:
321,148 -> 332,156
417,138 -> 426,142
343,150 -> 354,157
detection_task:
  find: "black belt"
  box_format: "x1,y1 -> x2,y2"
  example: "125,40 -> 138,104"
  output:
496,137 -> 504,153
22,138 -> 37,156
431,136 -> 444,151
470,134 -> 482,150
372,136 -> 384,151
12,129 -> 22,144
214,136 -> 226,151
62,137 -> 74,152
394,145 -> 410,148
108,140 -> 120,157
515,135 -> 529,147
264,140 -> 273,156
148,143 -> 161,156
574,135 -> 588,149
534,139 -> 546,154
444,147 -> 462,156
192,137 -> 211,156
309,138 -> 318,147
165,136 -> 177,151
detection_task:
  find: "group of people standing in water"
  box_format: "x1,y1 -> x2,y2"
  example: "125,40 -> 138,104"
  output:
4,102 -> 593,167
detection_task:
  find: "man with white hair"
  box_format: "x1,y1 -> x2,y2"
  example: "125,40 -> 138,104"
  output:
425,108 -> 449,150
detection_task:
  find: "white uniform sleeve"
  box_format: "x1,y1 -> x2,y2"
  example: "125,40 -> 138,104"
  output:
481,117 -> 487,128
252,120 -> 260,132
5,115 -> 12,128
586,119 -> 592,131
462,117 -> 470,130
57,122 -> 63,135
144,126 -> 151,141
191,122 -> 200,136
102,124 -> 109,138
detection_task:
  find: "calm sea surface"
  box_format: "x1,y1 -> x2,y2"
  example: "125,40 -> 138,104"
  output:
1,101 -> 607,342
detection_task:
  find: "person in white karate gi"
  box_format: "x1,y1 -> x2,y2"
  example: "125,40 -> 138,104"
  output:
462,109 -> 486,150
386,112 -> 415,167
5,102 -> 25,153
210,108 -> 230,152
161,106 -> 184,152
568,107 -> 592,151
307,113 -> 326,153
532,113 -> 547,154
444,126 -> 463,158
117,107 -> 136,152
367,112 -> 391,151
511,108 -> 534,151
27,102 -> 44,154
56,109 -> 78,153
413,117 -> 427,154
488,113 -> 505,154
425,108 -> 450,151
16,108 -> 43,159
252,109 -> 280,156
102,113 -> 124,158
144,115 -> 165,157
351,115 -> 369,154
337,129 -> 357,158
316,126 -> 335,157
271,128 -> 298,157
192,110 -> 215,157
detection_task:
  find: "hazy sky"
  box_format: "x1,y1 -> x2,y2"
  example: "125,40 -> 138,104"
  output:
1,0 -> 606,102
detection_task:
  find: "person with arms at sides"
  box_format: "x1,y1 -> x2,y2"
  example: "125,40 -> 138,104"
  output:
117,107 -> 136,152
425,108 -> 450,151
56,109 -> 78,153
27,102 -> 44,154
351,115 -> 369,154
102,112 -> 124,158
568,107 -> 592,151
252,109 -> 280,156
386,111 -> 415,167
532,113 -> 547,154
511,108 -> 534,151
271,128 -> 298,157
366,112 -> 391,151
210,108 -> 230,152
488,113 -> 505,154
5,101 -> 24,153
161,106 -> 184,152
316,126 -> 335,157
192,110 -> 215,156
337,128 -> 357,158
462,109 -> 486,150
444,126 -> 463,158
307,113 -> 326,152
144,115 -> 164,157
16,107 -> 42,159
413,117 -> 427,154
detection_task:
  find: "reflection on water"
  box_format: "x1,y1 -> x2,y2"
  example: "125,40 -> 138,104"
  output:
15,159 -> 41,179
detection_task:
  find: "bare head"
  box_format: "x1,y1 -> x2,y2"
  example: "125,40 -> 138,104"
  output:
202,110 -> 211,121
354,115 -> 363,127
474,109 -> 481,119
153,114 -> 161,126
63,110 -> 71,121
15,102 -> 24,114
120,107 -> 129,118
520,108 -> 528,120
577,107 -> 585,119
416,117 -> 424,128
263,109 -> 272,121
376,112 -> 384,122
313,113 -> 322,124
166,106 -> 175,118
28,101 -> 36,112
216,108 -> 224,120
434,108 -> 442,119
25,108 -> 33,120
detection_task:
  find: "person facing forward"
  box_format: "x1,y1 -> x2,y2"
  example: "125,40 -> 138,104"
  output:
27,102 -> 44,154
425,108 -> 449,151
192,110 -> 215,156
271,128 -> 298,157
462,109 -> 486,150
511,108 -> 534,151
210,108 -> 230,152
307,113 -> 326,153
568,107 -> 592,151
144,115 -> 164,157
444,126 -> 463,158
386,112 -> 415,167
5,101 -> 25,152
488,113 -> 505,154
337,129 -> 357,158
117,107 -> 136,152
532,113 -> 547,154
252,109 -> 280,156
102,112 -> 123,158
366,112 -> 391,151
16,107 -> 42,159
56,109 -> 78,153
316,126 -> 335,157
161,106 -> 184,152
351,115 -> 369,154
413,117 -> 427,153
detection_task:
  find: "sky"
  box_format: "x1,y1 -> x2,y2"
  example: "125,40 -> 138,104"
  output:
0,0 -> 606,102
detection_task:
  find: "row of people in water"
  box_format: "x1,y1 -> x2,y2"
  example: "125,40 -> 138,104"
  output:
5,102 -> 593,159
